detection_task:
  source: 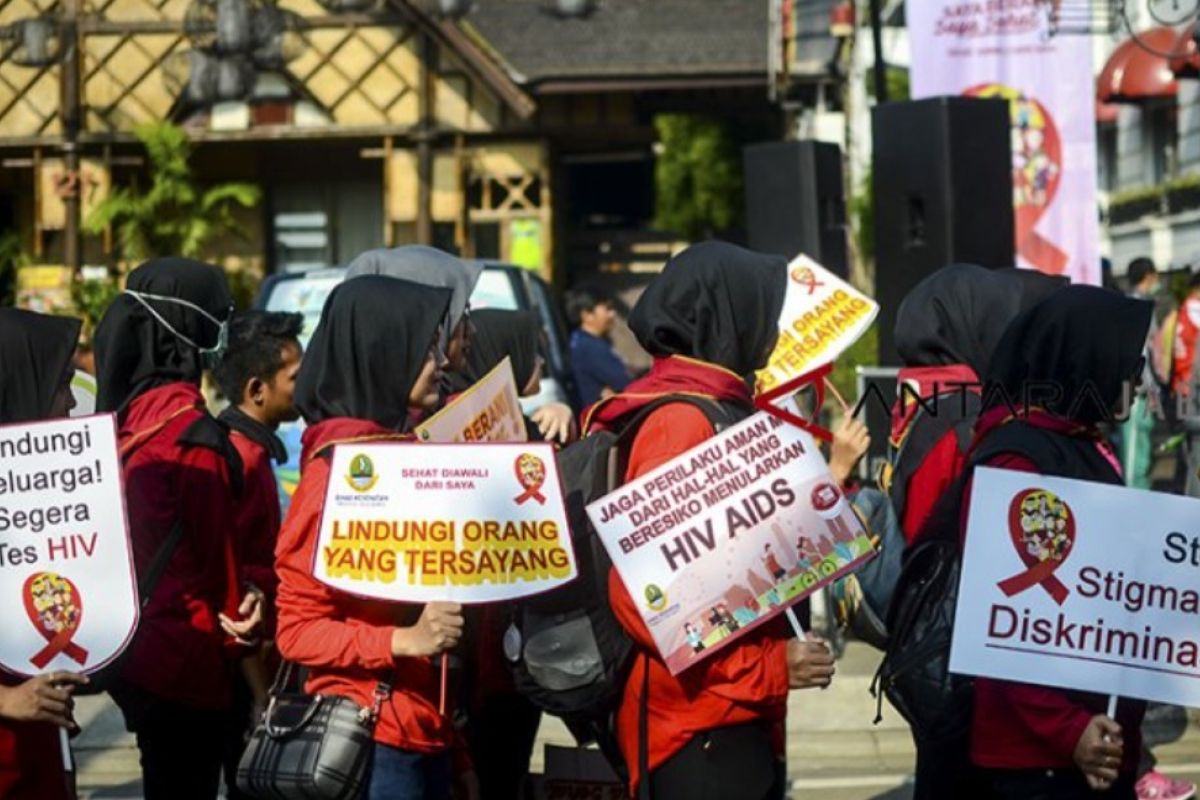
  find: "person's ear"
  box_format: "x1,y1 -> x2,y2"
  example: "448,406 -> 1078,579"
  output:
247,376 -> 266,407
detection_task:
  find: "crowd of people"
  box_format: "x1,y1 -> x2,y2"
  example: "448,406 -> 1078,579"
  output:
0,241 -> 1194,800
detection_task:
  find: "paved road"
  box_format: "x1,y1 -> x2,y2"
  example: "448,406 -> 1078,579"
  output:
74,642 -> 1200,799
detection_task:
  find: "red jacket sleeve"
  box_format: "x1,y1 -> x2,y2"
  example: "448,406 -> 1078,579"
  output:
964,452 -> 1093,762
274,462 -> 396,671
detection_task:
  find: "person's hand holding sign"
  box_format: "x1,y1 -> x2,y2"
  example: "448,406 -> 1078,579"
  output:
530,402 -> 576,445
1073,715 -> 1124,790
392,602 -> 465,658
787,636 -> 836,690
0,672 -> 88,730
828,416 -> 870,486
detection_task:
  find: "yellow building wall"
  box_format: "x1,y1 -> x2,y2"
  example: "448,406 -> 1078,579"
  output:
0,0 -> 507,138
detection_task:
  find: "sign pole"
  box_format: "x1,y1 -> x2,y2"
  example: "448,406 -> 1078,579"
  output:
59,727 -> 71,772
439,656 -> 449,716
786,607 -> 806,642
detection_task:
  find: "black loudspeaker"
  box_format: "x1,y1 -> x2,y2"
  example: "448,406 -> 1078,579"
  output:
744,140 -> 848,278
873,96 -> 1015,364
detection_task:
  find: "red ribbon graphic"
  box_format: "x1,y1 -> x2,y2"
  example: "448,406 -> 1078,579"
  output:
23,572 -> 88,669
513,453 -> 547,505
754,362 -> 835,443
997,488 -> 1075,606
790,266 -> 825,296
965,84 -> 1069,275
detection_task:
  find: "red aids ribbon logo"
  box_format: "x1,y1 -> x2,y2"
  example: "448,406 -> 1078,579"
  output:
23,572 -> 88,669
513,453 -> 547,505
965,84 -> 1069,275
754,361 -> 835,443
997,488 -> 1076,605
789,266 -> 825,296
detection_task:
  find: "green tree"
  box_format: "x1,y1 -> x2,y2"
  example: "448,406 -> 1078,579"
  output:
653,114 -> 743,240
85,121 -> 261,263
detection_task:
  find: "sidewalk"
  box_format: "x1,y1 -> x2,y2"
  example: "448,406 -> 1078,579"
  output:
73,641 -> 1200,800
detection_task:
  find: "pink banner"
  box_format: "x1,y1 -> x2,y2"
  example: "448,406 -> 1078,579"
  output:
908,1 -> 1099,285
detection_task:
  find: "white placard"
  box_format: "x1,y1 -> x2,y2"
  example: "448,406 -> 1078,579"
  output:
314,442 -> 576,603
0,414 -> 137,676
587,411 -> 872,674
952,466 -> 1200,706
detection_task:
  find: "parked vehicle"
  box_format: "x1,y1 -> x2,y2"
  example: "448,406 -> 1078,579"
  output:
256,262 -> 574,505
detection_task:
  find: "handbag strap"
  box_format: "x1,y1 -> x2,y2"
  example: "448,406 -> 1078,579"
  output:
263,659 -> 393,737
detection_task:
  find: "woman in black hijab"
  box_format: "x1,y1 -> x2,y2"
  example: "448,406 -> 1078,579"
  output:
584,242 -> 830,800
890,264 -> 1069,799
447,308 -> 574,444
0,308 -> 80,422
276,276 -> 476,800
0,309 -> 87,800
92,258 -> 255,800
94,257 -> 232,415
946,286 -> 1152,800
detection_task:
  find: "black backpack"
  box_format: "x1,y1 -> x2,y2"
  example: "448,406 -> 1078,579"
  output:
509,394 -> 748,768
836,394 -> 980,651
871,420 -> 1119,742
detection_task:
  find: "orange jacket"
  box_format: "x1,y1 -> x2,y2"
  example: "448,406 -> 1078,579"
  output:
274,417 -> 458,753
589,357 -> 790,793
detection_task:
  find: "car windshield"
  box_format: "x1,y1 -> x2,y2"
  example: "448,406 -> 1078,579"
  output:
263,266 -> 520,348
262,271 -> 345,348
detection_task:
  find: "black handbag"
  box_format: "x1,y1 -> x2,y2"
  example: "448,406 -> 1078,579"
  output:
236,661 -> 390,800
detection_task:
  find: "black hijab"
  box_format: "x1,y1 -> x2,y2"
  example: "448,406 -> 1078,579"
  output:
983,284 -> 1152,425
448,309 -> 541,395
628,241 -> 787,377
0,309 -> 81,424
94,258 -> 232,413
895,263 -> 1035,375
294,275 -> 451,429
996,267 -> 1069,312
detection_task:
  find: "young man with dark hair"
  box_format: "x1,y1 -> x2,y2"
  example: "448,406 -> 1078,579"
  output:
212,310 -> 304,800
566,287 -> 631,408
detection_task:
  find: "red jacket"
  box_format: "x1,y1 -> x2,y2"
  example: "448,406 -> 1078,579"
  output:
890,364 -> 979,542
228,427 -> 282,625
274,418 -> 458,753
964,408 -> 1143,774
587,357 -> 790,793
118,382 -> 243,709
1173,296 -> 1200,395
0,676 -> 69,800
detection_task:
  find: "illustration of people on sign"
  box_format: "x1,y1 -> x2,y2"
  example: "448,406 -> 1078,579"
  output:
762,543 -> 787,581
684,622 -> 705,654
795,535 -> 819,571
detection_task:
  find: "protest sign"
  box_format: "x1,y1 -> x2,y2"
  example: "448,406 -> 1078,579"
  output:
314,442 -> 576,603
951,467 -> 1200,707
0,414 -> 137,677
416,357 -> 527,444
754,254 -> 878,397
587,411 -> 874,674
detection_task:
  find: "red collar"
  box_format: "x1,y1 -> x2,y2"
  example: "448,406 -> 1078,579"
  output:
118,382 -> 204,441
301,418 -> 411,466
974,404 -> 1094,442
890,364 -> 980,442
583,355 -> 752,434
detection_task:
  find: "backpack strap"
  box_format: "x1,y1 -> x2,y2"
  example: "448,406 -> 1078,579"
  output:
178,414 -> 245,497
607,394 -> 751,494
888,392 -> 982,522
637,657 -> 651,800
